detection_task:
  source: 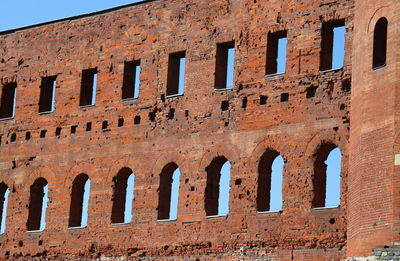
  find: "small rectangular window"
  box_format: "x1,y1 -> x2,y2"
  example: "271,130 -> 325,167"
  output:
39,76 -> 56,113
215,41 -> 235,90
166,51 -> 185,97
79,68 -> 97,107
122,60 -> 141,100
320,20 -> 345,71
0,82 -> 16,119
266,31 -> 287,75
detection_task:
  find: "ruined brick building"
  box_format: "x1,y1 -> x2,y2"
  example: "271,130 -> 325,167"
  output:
0,0 -> 397,260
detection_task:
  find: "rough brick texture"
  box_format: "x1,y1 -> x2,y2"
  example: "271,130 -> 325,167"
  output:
0,0 -> 392,259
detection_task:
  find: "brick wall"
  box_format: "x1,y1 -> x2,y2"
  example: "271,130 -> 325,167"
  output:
0,0 -> 356,259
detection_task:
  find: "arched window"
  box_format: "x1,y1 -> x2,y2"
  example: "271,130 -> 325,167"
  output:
157,162 -> 181,220
111,168 -> 135,224
0,183 -> 9,234
205,156 -> 231,216
373,17 -> 388,69
257,150 -> 284,212
69,174 -> 90,228
313,143 -> 342,208
27,178 -> 48,231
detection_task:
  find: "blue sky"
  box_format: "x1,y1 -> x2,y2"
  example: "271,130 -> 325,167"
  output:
0,1 -> 344,228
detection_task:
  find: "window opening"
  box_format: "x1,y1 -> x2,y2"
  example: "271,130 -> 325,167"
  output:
38,76 -> 56,113
373,17 -> 388,69
111,168 -> 135,224
215,41 -> 235,90
122,60 -> 141,100
257,150 -> 284,212
166,52 -> 185,96
0,183 -> 9,234
68,174 -> 90,228
79,68 -> 97,107
313,143 -> 341,208
157,163 -> 181,220
27,178 -> 48,231
40,130 -> 47,138
134,115 -> 141,125
320,20 -> 345,71
55,127 -> 61,137
266,31 -> 287,75
205,156 -> 231,216
25,132 -> 31,141
0,82 -> 16,119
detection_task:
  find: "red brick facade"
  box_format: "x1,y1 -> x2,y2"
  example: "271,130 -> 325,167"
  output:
0,0 -> 395,259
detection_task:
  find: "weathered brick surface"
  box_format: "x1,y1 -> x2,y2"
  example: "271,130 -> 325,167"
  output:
0,0 -> 367,259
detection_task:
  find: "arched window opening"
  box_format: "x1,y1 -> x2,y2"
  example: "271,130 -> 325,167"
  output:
0,183 -> 9,234
157,162 -> 181,220
257,150 -> 284,212
27,178 -> 48,231
373,17 -> 388,69
111,168 -> 135,224
205,156 -> 231,216
69,174 -> 90,228
313,143 -> 342,208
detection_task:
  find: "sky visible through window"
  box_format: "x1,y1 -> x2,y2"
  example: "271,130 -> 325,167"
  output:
6,0 -> 343,227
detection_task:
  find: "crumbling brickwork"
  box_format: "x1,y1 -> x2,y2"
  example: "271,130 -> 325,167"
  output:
0,0 -> 394,259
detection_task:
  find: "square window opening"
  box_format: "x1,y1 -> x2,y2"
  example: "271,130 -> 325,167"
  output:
281,93 -> 289,102
215,41 -> 235,90
0,82 -> 17,119
266,31 -> 287,75
260,95 -> 268,105
39,76 -> 57,113
320,20 -> 345,71
79,68 -> 97,107
166,51 -> 185,97
122,60 -> 140,100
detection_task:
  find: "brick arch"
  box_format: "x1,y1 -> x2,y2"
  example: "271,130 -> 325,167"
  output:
367,6 -> 391,33
151,152 -> 189,177
249,135 -> 291,175
198,143 -> 240,171
63,162 -> 97,188
25,166 -> 57,190
106,156 -> 145,184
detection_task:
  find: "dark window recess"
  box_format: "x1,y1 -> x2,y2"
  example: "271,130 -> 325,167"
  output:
312,143 -> 340,208
40,130 -> 47,139
215,41 -> 235,90
102,121 -> 108,131
25,132 -> 31,141
55,127 -> 62,137
79,68 -> 97,107
266,31 -> 287,75
242,97 -> 248,108
320,20 -> 345,71
71,125 -> 77,134
122,60 -> 140,100
221,100 -> 229,111
157,162 -> 178,220
166,51 -> 185,96
38,76 -> 56,113
26,178 -> 47,231
167,108 -> 175,120
0,82 -> 16,119
111,168 -> 134,224
134,116 -> 141,125
281,93 -> 289,102
10,133 -> 16,143
118,118 -> 124,127
86,122 -> 92,132
257,150 -> 280,212
306,86 -> 318,98
373,17 -> 388,69
185,110 -> 189,117
260,95 -> 268,105
68,174 -> 89,228
149,111 -> 156,122
0,183 -> 8,233
205,156 -> 228,216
